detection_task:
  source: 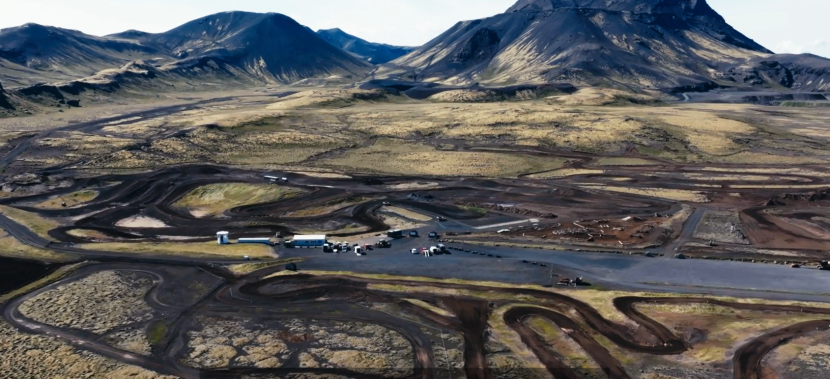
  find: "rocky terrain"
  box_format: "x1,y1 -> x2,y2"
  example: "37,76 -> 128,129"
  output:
0,320 -> 174,379
184,315 -> 415,377
18,270 -> 155,334
317,28 -> 414,64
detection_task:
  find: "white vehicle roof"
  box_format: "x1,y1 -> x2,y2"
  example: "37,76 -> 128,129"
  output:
293,235 -> 327,241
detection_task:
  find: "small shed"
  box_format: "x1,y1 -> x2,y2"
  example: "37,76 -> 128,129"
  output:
216,231 -> 230,245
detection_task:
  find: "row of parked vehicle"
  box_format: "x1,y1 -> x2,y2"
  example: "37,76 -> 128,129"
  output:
445,246 -> 502,259
411,244 -> 448,256
521,260 -> 548,267
323,240 -> 391,255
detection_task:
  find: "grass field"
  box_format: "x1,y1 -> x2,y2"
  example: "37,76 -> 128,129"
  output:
578,185 -> 710,203
174,183 -> 304,217
79,241 -> 273,259
320,139 -> 567,177
0,230 -> 73,262
0,205 -> 61,239
592,157 -> 658,166
382,206 -> 433,221
34,190 -> 98,209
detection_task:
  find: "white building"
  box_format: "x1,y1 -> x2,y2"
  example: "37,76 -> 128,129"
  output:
216,231 -> 229,245
292,235 -> 327,247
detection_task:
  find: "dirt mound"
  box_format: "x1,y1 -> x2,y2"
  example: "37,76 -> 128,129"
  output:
267,89 -> 387,110
455,201 -> 557,218
777,189 -> 830,202
379,0 -> 772,89
761,198 -> 787,207
555,88 -> 662,106
428,90 -> 500,102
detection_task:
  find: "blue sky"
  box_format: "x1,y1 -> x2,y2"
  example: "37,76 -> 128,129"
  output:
2,0 -> 827,57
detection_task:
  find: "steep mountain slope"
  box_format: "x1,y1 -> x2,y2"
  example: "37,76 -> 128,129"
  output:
140,12 -> 372,83
317,28 -> 414,64
1,12 -> 372,89
380,0 -> 774,89
0,80 -> 11,110
721,54 -> 830,92
0,24 -> 158,86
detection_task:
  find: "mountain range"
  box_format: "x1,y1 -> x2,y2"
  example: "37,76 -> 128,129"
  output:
317,28 -> 414,64
0,12 -> 371,89
0,0 -> 828,110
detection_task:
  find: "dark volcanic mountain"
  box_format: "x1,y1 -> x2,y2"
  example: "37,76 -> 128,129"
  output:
0,23 -> 157,86
0,80 -> 11,110
0,12 -> 371,88
138,12 -> 372,83
382,0 -> 781,90
317,28 -> 414,64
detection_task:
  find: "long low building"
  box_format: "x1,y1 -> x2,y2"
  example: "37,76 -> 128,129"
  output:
292,235 -> 327,247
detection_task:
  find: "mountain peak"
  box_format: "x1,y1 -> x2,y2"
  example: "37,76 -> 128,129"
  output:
506,0 -> 717,16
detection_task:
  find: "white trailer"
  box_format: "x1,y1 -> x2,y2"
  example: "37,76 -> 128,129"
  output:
238,238 -> 272,245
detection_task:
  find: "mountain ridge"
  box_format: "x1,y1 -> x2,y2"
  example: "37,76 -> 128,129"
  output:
379,0 -> 787,90
316,28 -> 414,64
0,12 -> 372,88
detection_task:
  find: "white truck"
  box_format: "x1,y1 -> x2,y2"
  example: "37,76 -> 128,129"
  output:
355,246 -> 364,256
429,246 -> 440,255
437,244 -> 446,252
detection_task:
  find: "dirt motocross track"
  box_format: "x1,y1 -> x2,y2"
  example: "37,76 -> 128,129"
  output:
6,267 -> 830,379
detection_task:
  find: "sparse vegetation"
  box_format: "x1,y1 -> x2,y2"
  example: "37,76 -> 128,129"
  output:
0,229 -> 74,262
34,190 -> 98,209
227,258 -> 305,275
320,138 -> 567,177
0,205 -> 61,239
174,183 -> 304,217
79,241 -> 273,259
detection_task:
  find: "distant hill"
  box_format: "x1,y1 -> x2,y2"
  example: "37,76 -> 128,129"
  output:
379,0 -> 804,91
0,12 -> 372,89
317,28 -> 414,64
0,23 -> 158,86
139,12 -> 372,83
720,53 -> 830,92
0,80 -> 11,110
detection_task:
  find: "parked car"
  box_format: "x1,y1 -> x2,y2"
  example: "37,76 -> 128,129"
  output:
437,216 -> 447,222
409,230 -> 419,237
428,231 -> 439,238
411,248 -> 418,255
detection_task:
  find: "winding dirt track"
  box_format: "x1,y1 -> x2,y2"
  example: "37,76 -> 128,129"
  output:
236,273 -> 830,379
5,265 -> 830,379
0,164 -> 676,246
